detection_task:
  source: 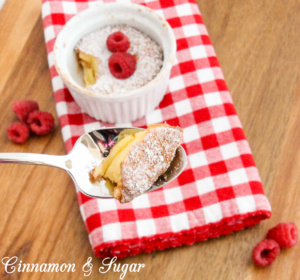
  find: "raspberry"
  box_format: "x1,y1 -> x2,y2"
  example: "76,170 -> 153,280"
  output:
108,52 -> 136,79
106,32 -> 130,53
12,100 -> 39,122
7,122 -> 30,144
267,222 -> 298,248
252,239 -> 280,267
27,111 -> 55,135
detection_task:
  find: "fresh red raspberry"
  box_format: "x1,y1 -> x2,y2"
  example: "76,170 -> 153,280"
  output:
7,122 -> 30,144
252,239 -> 280,267
267,222 -> 298,248
108,52 -> 136,79
27,111 -> 55,135
106,32 -> 130,53
12,100 -> 39,122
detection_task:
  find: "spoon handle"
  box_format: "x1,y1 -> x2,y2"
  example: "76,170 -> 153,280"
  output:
0,153 -> 69,171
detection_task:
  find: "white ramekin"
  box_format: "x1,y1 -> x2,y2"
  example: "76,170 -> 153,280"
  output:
54,3 -> 176,123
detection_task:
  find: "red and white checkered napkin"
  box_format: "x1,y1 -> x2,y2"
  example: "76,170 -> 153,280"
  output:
42,0 -> 271,258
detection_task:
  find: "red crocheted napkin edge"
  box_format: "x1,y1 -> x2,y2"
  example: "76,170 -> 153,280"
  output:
93,210 -> 271,258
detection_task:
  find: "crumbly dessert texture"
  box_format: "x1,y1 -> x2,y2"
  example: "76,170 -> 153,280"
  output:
75,24 -> 163,95
116,124 -> 182,203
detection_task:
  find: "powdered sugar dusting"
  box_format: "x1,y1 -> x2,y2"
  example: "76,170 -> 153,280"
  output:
75,24 -> 163,96
120,125 -> 182,203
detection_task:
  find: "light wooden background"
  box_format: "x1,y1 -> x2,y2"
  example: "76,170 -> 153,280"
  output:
1,0 -> 300,279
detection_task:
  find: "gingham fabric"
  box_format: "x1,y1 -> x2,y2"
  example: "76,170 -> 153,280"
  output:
42,0 -> 271,258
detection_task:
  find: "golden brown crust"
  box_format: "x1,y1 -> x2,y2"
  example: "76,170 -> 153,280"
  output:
113,185 -> 123,201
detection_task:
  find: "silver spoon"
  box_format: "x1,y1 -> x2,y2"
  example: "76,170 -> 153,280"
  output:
0,127 -> 187,199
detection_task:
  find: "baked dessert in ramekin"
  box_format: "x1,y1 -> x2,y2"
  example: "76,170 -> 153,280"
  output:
54,3 -> 176,123
75,24 -> 163,94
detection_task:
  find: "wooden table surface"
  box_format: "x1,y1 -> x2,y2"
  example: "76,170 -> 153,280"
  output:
1,0 -> 300,279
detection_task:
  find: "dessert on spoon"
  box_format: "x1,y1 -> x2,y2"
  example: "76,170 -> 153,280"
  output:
91,123 -> 183,203
0,124 -> 187,202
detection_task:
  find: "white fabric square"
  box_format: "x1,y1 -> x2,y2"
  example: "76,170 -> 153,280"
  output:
196,177 -> 215,195
47,52 -> 54,67
41,1 -> 51,17
204,92 -> 223,107
97,199 -> 117,212
183,24 -> 200,37
62,1 -> 78,14
189,151 -> 208,168
52,76 -> 65,91
228,168 -> 248,186
170,213 -> 190,232
83,122 -> 101,133
102,223 -> 122,242
189,45 -> 207,60
220,142 -> 240,160
203,203 -> 223,223
132,194 -> 150,209
169,75 -> 185,92
44,26 -> 55,41
136,219 -> 156,237
236,196 -> 256,214
176,3 -> 192,17
56,102 -> 68,115
146,109 -> 163,124
61,125 -> 71,143
211,116 -> 231,133
183,125 -> 200,143
164,187 -> 183,204
197,68 -> 215,83
174,99 -> 192,117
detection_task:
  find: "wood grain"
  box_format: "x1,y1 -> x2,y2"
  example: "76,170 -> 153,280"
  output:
0,0 -> 299,279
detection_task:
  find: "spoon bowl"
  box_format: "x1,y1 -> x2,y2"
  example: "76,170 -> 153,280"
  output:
0,127 -> 187,200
